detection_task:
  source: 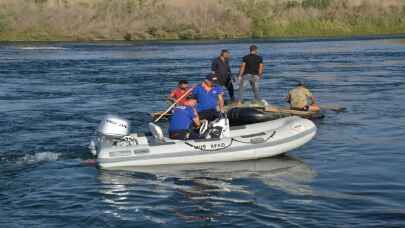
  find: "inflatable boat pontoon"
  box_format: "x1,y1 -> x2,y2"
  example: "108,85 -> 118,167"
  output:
90,115 -> 317,169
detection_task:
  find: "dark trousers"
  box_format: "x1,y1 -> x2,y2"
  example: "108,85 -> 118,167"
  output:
169,130 -> 204,140
223,79 -> 234,101
169,130 -> 189,140
291,106 -> 309,111
198,109 -> 219,122
219,78 -> 234,101
225,80 -> 235,101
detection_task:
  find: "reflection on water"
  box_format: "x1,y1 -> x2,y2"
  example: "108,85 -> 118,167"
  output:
97,156 -> 315,223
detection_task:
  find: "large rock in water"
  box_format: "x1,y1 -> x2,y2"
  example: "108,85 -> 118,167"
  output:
227,107 -> 288,126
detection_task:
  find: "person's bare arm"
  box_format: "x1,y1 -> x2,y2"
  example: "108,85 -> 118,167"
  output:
286,93 -> 291,103
167,90 -> 176,103
218,93 -> 225,112
192,108 -> 201,128
310,96 -> 317,105
238,63 -> 246,80
167,97 -> 175,103
258,63 -> 264,78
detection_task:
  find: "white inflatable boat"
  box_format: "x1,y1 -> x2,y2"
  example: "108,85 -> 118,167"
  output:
89,115 -> 317,169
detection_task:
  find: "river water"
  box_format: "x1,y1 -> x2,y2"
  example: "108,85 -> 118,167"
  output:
1,37 -> 404,227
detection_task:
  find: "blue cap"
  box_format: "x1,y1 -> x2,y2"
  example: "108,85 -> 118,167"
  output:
206,73 -> 218,82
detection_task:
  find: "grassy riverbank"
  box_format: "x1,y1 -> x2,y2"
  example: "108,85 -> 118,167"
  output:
0,0 -> 405,41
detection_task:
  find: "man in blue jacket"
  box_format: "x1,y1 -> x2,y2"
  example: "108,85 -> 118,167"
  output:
168,99 -> 201,140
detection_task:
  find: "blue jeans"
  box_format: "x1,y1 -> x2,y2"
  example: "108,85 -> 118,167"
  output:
239,74 -> 261,101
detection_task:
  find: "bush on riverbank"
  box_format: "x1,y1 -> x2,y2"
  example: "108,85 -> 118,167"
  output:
0,0 -> 404,41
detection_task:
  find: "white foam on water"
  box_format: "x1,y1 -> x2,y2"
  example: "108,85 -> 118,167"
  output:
18,152 -> 61,165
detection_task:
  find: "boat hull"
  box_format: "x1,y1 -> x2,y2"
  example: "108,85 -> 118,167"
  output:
94,116 -> 317,169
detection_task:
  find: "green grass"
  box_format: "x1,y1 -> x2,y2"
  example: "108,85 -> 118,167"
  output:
0,11 -> 8,33
0,0 -> 405,41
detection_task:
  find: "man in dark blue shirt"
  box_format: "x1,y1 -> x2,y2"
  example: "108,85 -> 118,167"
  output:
211,49 -> 235,101
238,45 -> 265,104
168,99 -> 201,140
192,74 -> 225,121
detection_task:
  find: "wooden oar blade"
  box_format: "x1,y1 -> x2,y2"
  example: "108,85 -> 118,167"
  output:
319,104 -> 346,112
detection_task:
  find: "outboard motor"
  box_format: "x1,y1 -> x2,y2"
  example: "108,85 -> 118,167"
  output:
90,115 -> 131,156
97,114 -> 130,138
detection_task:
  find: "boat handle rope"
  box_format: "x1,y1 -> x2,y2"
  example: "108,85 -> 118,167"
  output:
232,131 -> 276,144
184,131 -> 276,152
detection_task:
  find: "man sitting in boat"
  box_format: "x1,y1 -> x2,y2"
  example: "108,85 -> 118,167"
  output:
287,82 -> 320,112
167,80 -> 190,106
168,99 -> 202,140
192,73 -> 225,121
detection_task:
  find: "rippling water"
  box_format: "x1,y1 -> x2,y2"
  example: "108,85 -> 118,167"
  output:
1,38 -> 405,227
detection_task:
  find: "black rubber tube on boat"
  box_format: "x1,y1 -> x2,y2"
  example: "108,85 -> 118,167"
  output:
227,107 -> 285,126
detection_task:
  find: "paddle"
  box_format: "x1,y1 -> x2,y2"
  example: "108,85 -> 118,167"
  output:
154,85 -> 196,123
318,104 -> 346,112
265,104 -> 345,113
